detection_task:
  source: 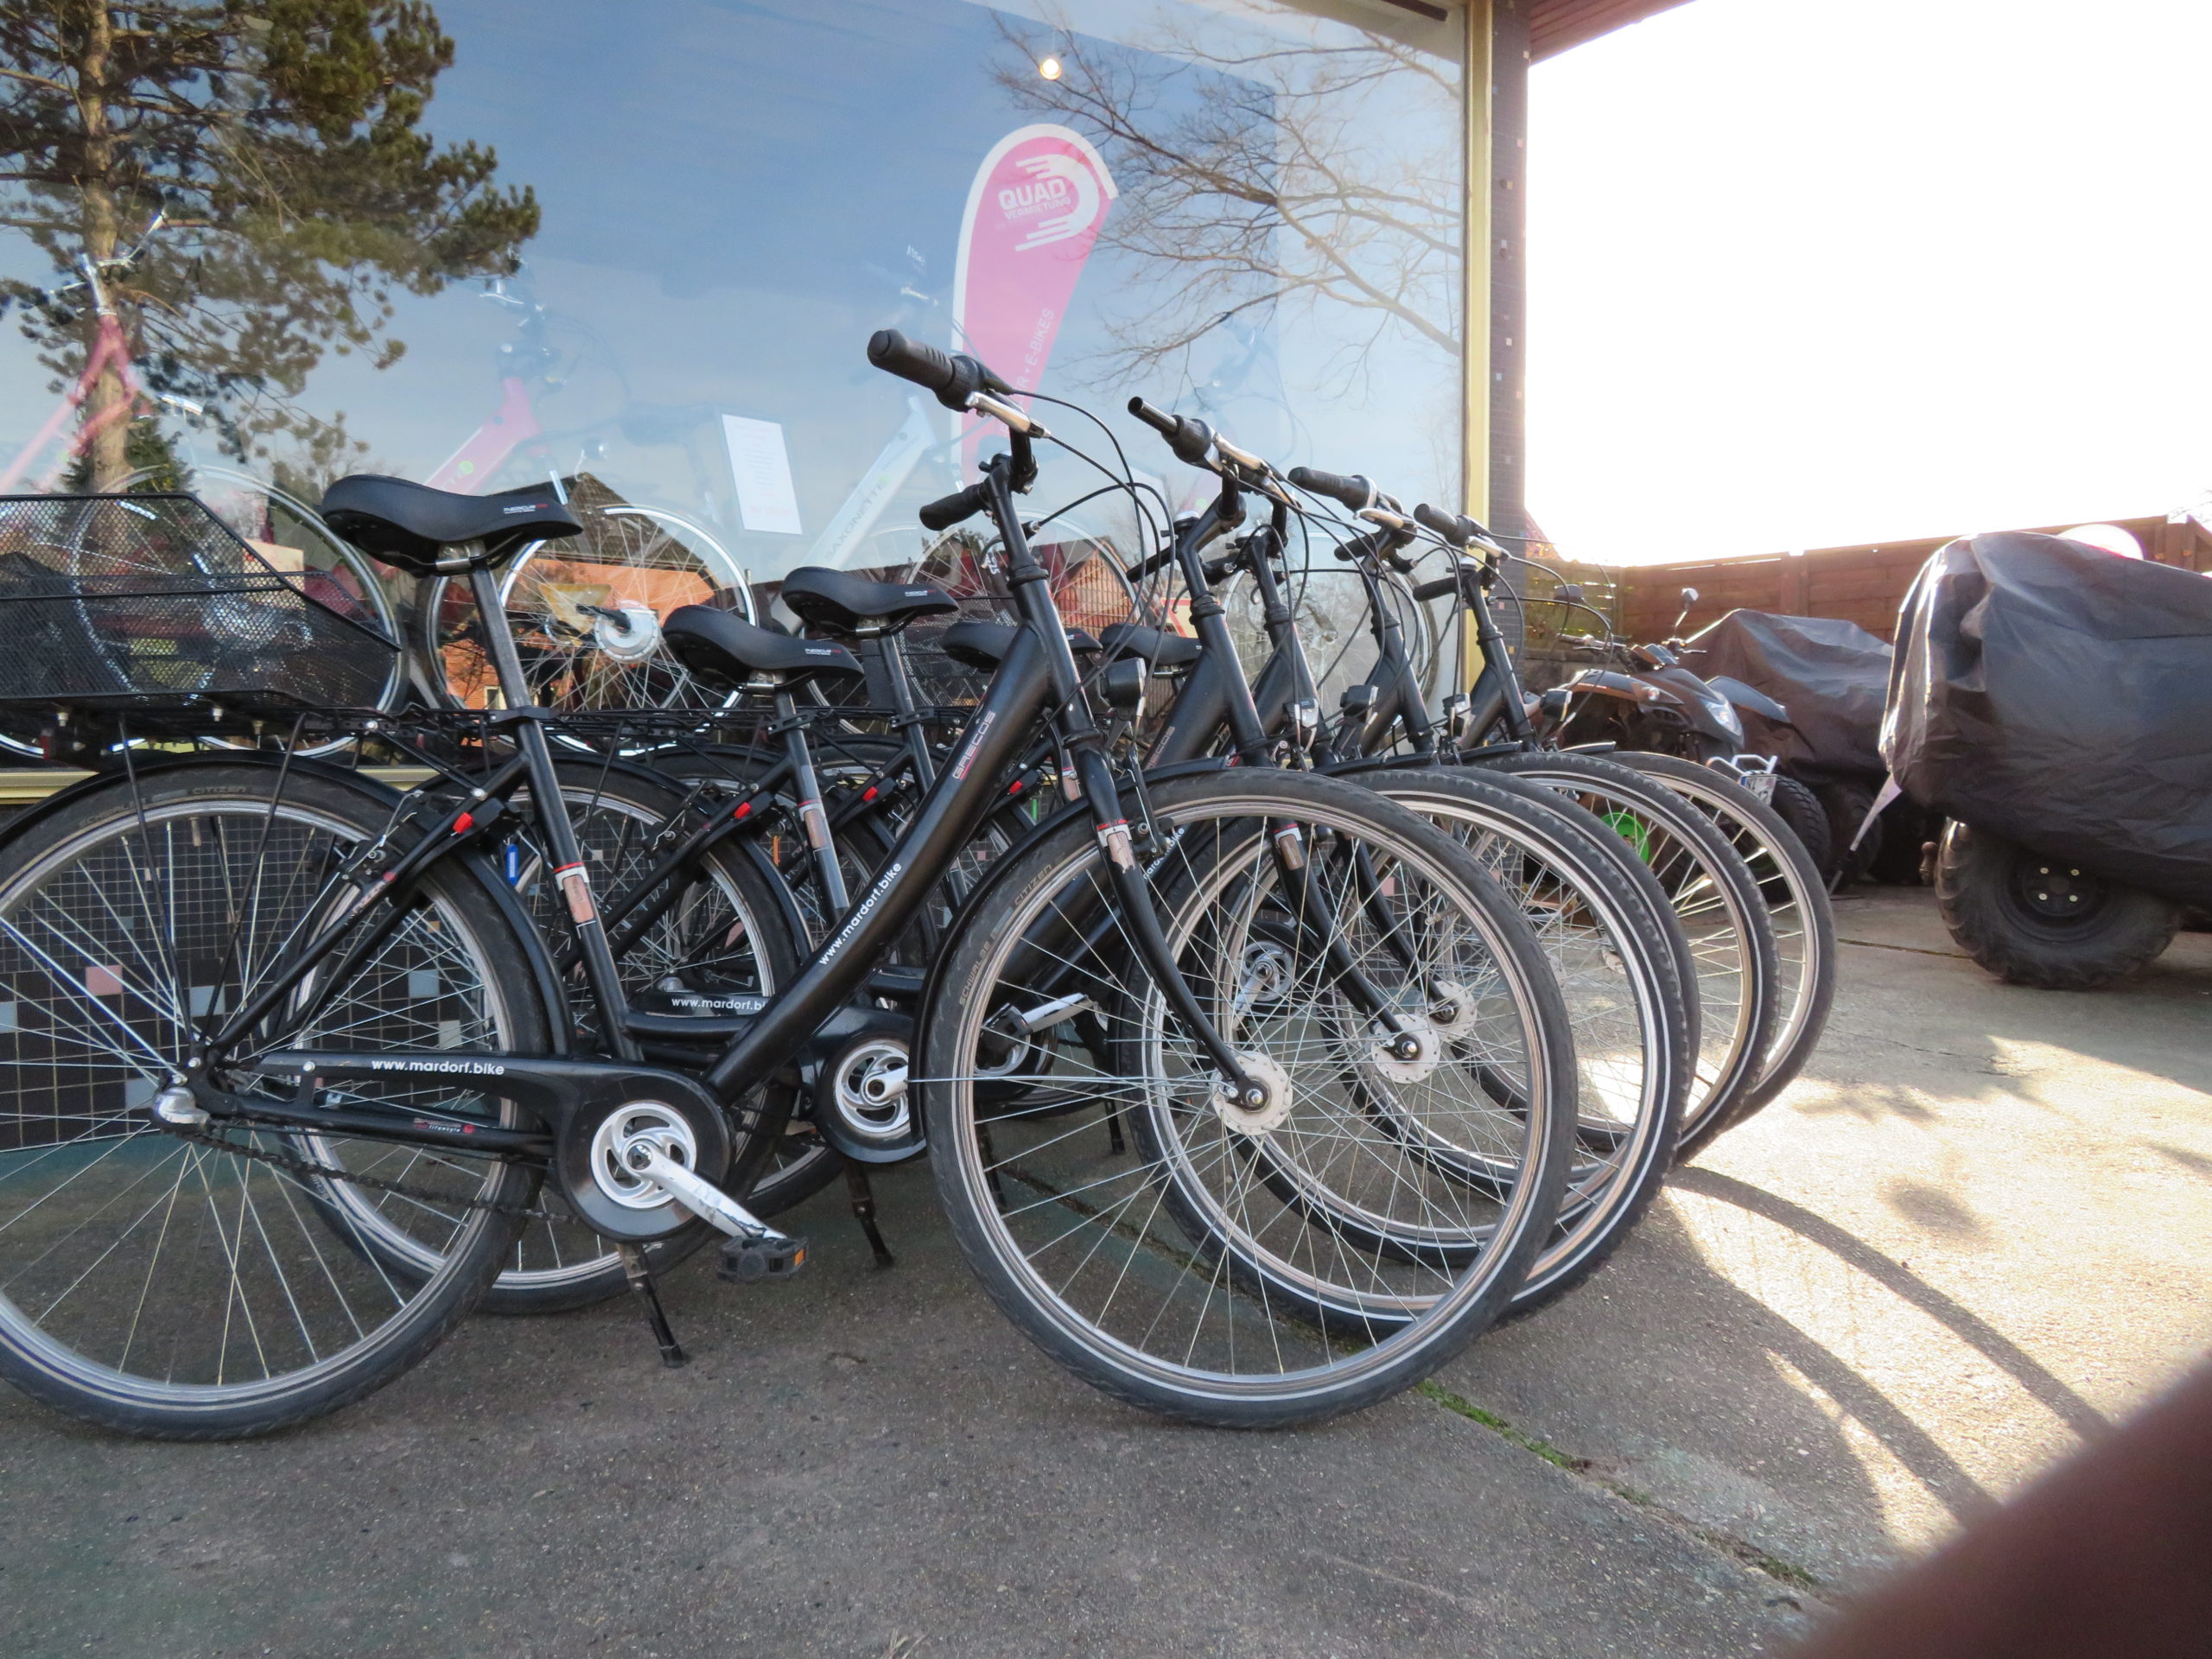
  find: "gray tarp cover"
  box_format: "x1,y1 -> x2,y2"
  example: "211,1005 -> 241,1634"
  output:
1687,608 -> 1891,782
1882,531 -> 2212,906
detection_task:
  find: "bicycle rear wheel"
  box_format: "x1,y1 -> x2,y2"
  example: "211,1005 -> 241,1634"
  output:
0,763 -> 545,1439
427,499 -> 753,718
923,771 -> 1573,1428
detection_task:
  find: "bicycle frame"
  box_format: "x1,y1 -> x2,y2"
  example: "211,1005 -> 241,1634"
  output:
175,440 -> 1268,1227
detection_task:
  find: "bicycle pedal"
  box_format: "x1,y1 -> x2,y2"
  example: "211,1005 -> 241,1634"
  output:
717,1234 -> 809,1284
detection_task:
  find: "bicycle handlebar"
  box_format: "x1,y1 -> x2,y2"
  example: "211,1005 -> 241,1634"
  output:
1127,397 -> 1215,467
918,480 -> 994,532
868,328 -> 1013,410
1414,503 -> 1464,542
1332,525 -> 1417,576
1410,573 -> 1464,604
1128,543 -> 1179,582
1287,467 -> 1375,512
1414,501 -> 1507,554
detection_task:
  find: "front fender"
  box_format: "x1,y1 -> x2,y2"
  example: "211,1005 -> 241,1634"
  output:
1707,675 -> 1792,727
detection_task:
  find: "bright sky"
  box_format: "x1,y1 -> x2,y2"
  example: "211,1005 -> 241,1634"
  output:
1526,0 -> 2212,565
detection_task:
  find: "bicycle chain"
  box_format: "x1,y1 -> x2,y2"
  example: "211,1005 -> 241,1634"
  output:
169,1123 -> 563,1223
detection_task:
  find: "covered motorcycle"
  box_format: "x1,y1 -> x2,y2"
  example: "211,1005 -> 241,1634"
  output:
1688,608 -> 1890,785
1685,607 -> 1899,880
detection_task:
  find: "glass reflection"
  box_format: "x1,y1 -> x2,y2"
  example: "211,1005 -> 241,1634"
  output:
1,0 -> 1464,626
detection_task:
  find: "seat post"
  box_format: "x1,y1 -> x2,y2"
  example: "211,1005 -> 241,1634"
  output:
772,684 -> 850,917
466,556 -> 535,713
877,632 -> 938,790
466,554 -> 642,1058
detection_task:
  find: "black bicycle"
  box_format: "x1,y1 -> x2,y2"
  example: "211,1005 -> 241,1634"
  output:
0,336 -> 1581,1439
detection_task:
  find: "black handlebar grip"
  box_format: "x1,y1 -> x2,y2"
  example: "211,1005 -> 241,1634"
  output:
1331,529 -> 1378,563
1332,526 -> 1416,575
1418,503 -> 1500,547
1128,543 -> 1179,582
1127,397 -> 1214,467
1128,396 -> 1175,437
868,328 -> 958,392
1287,467 -> 1373,512
1410,575 -> 1463,603
918,480 -> 992,532
1414,503 -> 1463,542
868,328 -> 1013,410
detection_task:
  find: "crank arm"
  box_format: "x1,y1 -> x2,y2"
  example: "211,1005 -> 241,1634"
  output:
1004,990 -> 1097,1033
628,1143 -> 789,1244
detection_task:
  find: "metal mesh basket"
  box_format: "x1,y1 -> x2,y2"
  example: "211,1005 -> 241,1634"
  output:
0,493 -> 398,733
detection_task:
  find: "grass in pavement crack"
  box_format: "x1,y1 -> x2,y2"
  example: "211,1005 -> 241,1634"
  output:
1416,1380 -> 1583,1470
1415,1380 -> 1826,1599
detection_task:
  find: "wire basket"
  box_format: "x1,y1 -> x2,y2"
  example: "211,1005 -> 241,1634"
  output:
0,493 -> 398,736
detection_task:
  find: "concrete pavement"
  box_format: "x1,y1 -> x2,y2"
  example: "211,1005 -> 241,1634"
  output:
3,888 -> 2206,1656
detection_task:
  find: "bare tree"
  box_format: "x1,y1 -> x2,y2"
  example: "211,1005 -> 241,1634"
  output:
993,14 -> 1460,384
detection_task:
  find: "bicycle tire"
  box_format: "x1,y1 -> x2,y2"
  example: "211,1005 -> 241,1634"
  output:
1471,749 -> 1781,1155
1607,752 -> 1837,1130
1359,767 -> 1692,1315
0,763 -> 545,1439
922,770 -> 1573,1428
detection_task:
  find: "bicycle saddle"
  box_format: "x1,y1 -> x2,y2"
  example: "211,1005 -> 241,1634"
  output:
778,568 -> 958,637
1098,622 -> 1202,671
320,475 -> 582,574
937,620 -> 1100,673
663,605 -> 865,689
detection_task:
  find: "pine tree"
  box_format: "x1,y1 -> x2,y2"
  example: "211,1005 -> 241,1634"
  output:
0,2 -> 539,489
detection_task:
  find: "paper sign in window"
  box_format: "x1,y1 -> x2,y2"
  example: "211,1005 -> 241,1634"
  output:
721,415 -> 804,535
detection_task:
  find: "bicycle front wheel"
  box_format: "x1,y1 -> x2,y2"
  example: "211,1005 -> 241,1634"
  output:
1360,766 -> 1692,1316
923,770 -> 1574,1428
1607,752 -> 1836,1132
0,764 -> 546,1439
1476,750 -> 1780,1154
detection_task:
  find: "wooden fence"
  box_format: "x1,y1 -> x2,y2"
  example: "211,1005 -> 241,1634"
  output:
1611,513 -> 2212,645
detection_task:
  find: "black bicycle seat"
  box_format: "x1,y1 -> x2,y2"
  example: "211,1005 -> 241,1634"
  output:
663,606 -> 865,690
937,620 -> 1101,673
320,475 -> 582,574
1098,623 -> 1202,671
779,567 -> 958,636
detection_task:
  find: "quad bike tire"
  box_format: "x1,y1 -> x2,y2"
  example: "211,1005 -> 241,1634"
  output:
1934,821 -> 2181,991
1765,775 -> 1834,879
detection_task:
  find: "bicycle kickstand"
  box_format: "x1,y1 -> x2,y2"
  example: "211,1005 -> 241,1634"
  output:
620,1243 -> 690,1369
844,1162 -> 896,1270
